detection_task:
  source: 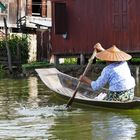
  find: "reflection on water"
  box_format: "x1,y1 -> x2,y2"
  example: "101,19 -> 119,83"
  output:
91,113 -> 137,140
28,77 -> 39,108
0,76 -> 140,139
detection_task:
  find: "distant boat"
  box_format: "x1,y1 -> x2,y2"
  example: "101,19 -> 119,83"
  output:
36,68 -> 140,109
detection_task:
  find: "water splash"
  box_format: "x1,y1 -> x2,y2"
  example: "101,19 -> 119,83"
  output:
16,104 -> 82,118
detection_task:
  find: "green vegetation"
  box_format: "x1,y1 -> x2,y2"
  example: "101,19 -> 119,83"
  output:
0,34 -> 30,64
22,61 -> 53,70
9,34 -> 29,64
63,58 -> 77,64
130,58 -> 140,64
95,59 -> 106,64
96,58 -> 140,64
0,64 -> 7,78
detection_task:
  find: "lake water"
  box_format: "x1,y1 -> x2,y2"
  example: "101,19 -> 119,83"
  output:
0,75 -> 140,140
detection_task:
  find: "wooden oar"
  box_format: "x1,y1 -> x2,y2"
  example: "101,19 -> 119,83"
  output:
66,43 -> 104,108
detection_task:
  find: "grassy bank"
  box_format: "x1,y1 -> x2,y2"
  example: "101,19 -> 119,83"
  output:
1,57 -> 140,78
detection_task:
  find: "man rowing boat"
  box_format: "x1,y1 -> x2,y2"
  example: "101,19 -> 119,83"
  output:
80,45 -> 135,102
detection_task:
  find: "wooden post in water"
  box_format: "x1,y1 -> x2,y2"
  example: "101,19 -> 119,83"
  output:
136,66 -> 139,77
80,53 -> 85,65
3,17 -> 12,73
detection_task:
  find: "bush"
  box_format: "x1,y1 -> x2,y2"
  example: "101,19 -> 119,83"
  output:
0,34 -> 30,64
22,61 -> 53,70
64,58 -> 77,64
130,58 -> 140,64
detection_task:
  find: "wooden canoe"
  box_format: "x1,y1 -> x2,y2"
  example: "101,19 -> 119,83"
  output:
36,68 -> 140,109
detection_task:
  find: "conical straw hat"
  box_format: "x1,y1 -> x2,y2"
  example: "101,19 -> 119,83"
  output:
96,45 -> 132,61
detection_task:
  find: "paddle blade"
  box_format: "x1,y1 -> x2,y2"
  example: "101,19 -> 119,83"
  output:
66,98 -> 74,108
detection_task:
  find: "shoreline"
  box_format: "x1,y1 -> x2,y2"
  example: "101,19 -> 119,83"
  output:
1,63 -> 139,78
22,63 -> 140,78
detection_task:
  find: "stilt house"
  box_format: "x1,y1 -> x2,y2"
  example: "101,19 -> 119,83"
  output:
50,0 -> 140,63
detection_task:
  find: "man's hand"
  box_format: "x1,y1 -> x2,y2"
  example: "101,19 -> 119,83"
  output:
79,75 -> 92,85
94,43 -> 105,52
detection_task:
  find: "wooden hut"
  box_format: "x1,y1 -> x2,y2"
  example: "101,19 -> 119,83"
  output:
50,0 -> 140,63
0,0 -> 52,62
